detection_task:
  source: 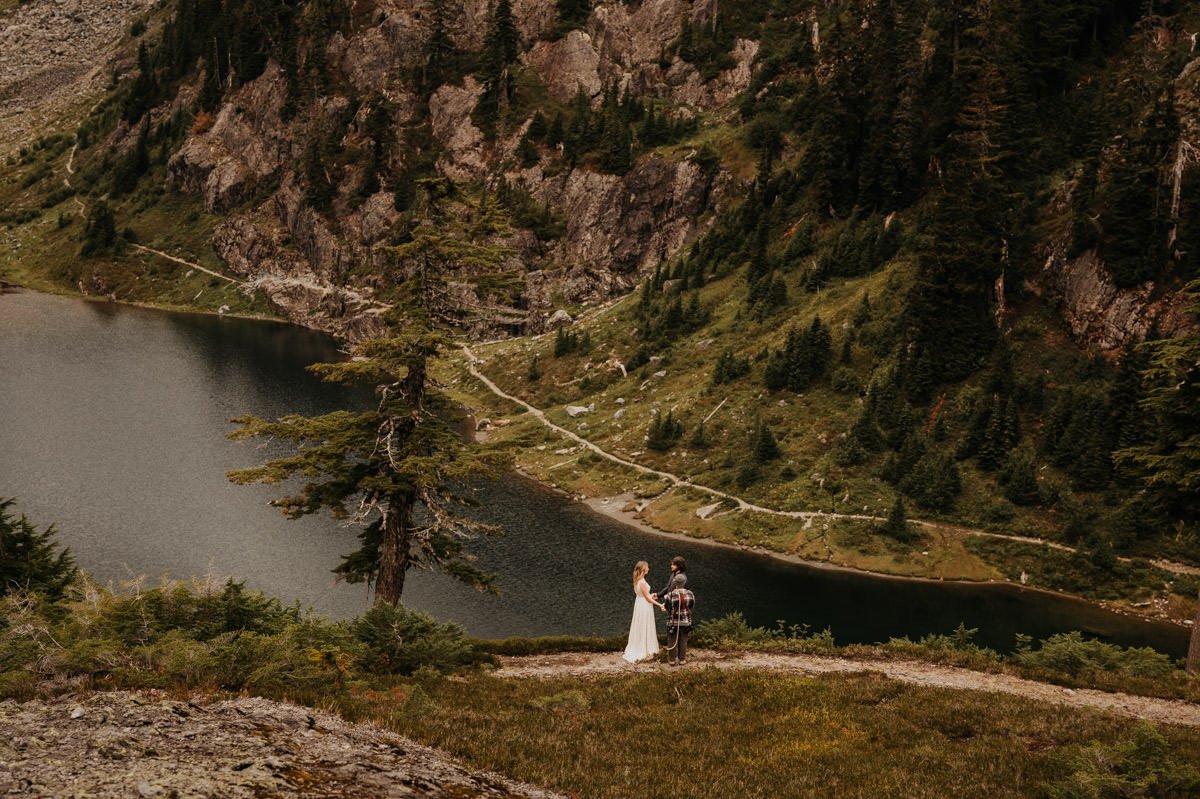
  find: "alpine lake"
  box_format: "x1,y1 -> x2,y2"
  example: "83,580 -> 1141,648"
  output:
0,289 -> 1187,655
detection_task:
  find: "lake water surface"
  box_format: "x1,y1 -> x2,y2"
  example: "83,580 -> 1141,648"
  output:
0,290 -> 1187,655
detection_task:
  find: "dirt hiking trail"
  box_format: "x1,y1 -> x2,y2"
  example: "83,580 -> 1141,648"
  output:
494,650 -> 1200,727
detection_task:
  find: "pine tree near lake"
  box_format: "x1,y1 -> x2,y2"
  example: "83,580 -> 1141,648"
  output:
228,216 -> 514,606
228,324 -> 501,605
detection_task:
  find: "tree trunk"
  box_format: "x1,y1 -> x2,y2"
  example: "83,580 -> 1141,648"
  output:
1189,590 -> 1200,673
375,496 -> 412,606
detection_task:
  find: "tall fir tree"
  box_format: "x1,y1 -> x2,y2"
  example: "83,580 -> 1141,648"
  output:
229,214 -> 515,605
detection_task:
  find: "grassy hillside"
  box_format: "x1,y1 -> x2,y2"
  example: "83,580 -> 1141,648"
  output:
438,248 -> 1199,617
0,6 -> 270,317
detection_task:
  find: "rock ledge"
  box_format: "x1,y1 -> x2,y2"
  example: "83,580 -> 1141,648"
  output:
0,691 -> 564,798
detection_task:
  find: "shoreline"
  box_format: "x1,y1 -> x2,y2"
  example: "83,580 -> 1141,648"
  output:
523,473 -> 1189,632
0,279 -> 281,324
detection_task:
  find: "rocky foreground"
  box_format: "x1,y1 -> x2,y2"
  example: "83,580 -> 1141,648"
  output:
0,691 -> 564,798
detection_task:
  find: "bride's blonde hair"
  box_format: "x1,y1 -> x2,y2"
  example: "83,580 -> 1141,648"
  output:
632,560 -> 649,585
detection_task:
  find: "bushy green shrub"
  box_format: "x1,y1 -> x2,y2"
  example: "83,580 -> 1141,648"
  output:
1042,724 -> 1200,799
884,623 -> 1000,661
353,603 -> 488,675
693,611 -> 772,646
692,612 -> 836,654
831,367 -> 861,394
1014,631 -> 1177,679
0,578 -> 494,699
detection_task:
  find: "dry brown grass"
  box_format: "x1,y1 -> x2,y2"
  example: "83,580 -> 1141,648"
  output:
350,669 -> 1200,799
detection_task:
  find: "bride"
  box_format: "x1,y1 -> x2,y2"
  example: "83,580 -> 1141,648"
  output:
622,560 -> 663,663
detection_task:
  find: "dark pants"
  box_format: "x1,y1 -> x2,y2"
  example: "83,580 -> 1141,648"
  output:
666,625 -> 689,663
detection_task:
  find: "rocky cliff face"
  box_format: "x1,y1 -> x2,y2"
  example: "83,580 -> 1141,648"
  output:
164,0 -> 751,340
0,691 -> 564,798
1032,243 -> 1195,352
1031,54 -> 1200,353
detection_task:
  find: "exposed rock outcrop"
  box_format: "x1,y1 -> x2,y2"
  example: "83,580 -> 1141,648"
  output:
167,63 -> 292,213
1032,245 -> 1194,351
524,30 -> 605,103
0,691 -> 565,798
1031,54 -> 1200,352
522,0 -> 758,109
429,77 -> 488,181
537,155 -> 720,277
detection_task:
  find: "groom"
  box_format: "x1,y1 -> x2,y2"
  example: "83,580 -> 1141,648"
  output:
655,556 -> 693,665
654,556 -> 687,599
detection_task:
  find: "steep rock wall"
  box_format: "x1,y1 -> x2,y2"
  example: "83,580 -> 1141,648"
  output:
164,0 -> 750,339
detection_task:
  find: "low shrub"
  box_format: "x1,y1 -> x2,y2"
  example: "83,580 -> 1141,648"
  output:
1014,631 -> 1177,680
353,603 -> 491,674
881,623 -> 1003,669
692,612 -> 836,653
0,577 -> 493,699
1042,723 -> 1200,799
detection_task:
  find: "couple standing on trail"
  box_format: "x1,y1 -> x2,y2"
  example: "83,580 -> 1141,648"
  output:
622,556 -> 694,666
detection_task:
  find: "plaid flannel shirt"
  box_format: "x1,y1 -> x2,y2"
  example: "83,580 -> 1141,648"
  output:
663,587 -> 694,629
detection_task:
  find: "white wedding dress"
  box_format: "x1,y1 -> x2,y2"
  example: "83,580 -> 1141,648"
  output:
622,578 -> 659,662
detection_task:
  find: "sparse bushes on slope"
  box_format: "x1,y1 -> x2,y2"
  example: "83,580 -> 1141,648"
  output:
0,576 -> 493,700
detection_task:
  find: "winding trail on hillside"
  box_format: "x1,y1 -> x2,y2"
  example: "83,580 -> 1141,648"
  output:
128,243 -> 242,285
460,346 -> 1200,579
494,650 -> 1200,727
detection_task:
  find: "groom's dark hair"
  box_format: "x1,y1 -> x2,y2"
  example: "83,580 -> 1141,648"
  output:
671,556 -> 687,573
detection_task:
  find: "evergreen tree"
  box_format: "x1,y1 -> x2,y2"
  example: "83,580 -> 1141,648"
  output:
849,401 -> 884,452
753,421 -> 781,463
229,223 -> 513,606
1098,89 -> 1177,288
598,107 -> 632,174
0,499 -> 76,599
763,316 -> 832,392
546,111 -> 565,147
110,121 -> 151,198
553,327 -> 577,357
486,0 -> 519,65
880,497 -> 913,542
517,133 -> 540,167
977,395 -> 1019,471
423,0 -> 458,92
302,129 -> 334,213
80,200 -> 119,257
477,0 -> 520,133
900,451 -> 962,512
646,410 -> 683,452
122,41 -> 159,123
1115,280 -> 1200,534
1000,446 -> 1041,506
527,110 -> 549,140
712,349 -> 750,385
